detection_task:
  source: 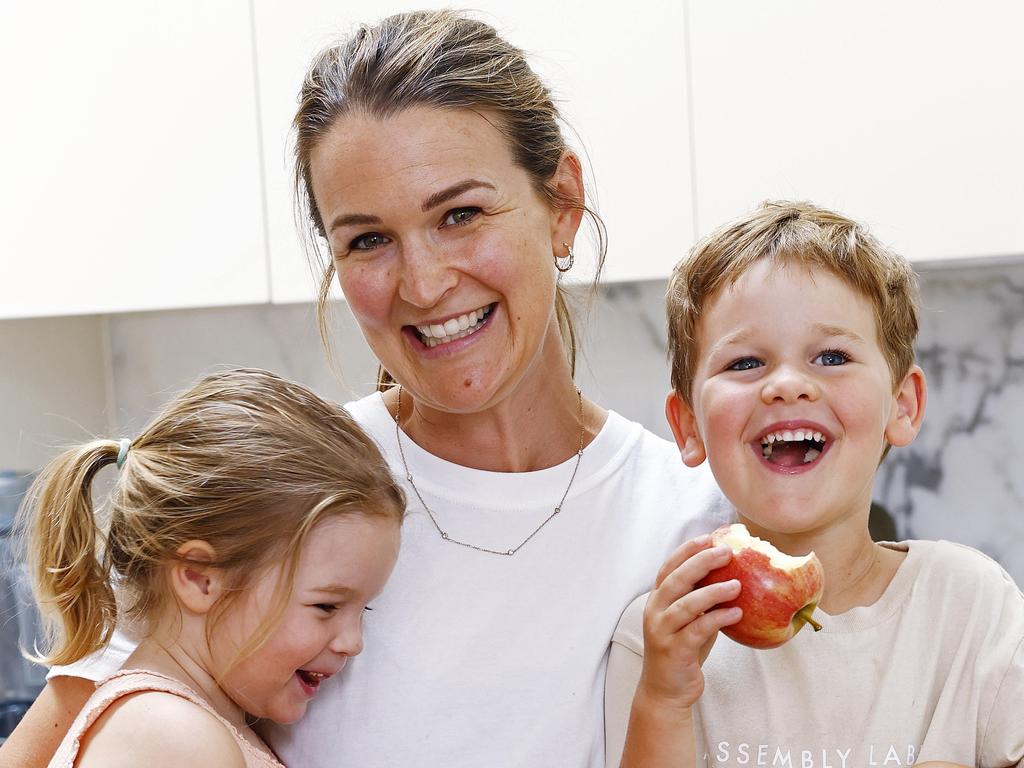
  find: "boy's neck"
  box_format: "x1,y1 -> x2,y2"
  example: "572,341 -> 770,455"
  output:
739,515 -> 906,615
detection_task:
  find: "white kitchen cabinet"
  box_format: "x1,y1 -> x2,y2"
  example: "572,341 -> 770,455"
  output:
687,0 -> 1024,262
0,1 -> 268,319
252,0 -> 695,305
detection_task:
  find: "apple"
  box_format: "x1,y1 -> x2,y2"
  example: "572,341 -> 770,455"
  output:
696,523 -> 824,649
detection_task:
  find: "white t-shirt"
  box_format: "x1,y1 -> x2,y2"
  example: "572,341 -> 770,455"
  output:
54,392 -> 732,767
606,539 -> 1024,767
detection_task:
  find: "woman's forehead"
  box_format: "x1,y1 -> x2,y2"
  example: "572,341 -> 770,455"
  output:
311,108 -> 517,186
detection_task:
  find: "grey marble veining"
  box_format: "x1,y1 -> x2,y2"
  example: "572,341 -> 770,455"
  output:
109,260 -> 1024,584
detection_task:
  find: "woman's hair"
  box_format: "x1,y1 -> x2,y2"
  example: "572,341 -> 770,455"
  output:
666,200 -> 921,405
292,9 -> 607,388
20,368 -> 405,668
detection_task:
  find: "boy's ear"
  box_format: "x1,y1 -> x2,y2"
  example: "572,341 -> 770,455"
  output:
665,392 -> 707,467
170,540 -> 223,615
885,364 -> 927,448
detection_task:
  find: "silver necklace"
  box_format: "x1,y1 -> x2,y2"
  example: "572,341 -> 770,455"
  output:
393,386 -> 585,557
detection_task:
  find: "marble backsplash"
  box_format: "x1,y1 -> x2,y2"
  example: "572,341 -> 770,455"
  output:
107,259 -> 1024,584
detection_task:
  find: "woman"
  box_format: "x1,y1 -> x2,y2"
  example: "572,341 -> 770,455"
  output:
1,10 -> 729,767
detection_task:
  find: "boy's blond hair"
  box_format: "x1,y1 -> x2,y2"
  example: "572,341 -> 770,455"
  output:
667,200 -> 920,404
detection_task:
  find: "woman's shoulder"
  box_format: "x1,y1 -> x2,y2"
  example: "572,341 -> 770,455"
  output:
75,688 -> 245,767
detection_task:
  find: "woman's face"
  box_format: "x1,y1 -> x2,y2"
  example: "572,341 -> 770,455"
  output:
309,107 -> 581,415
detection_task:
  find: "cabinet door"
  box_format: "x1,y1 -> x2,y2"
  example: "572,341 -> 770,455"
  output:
254,0 -> 694,305
0,1 -> 268,319
688,0 -> 1024,262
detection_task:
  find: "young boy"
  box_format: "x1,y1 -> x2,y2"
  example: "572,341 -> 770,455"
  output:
605,201 -> 1024,767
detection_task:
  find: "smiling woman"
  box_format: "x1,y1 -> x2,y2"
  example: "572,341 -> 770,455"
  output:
1,11 -> 731,768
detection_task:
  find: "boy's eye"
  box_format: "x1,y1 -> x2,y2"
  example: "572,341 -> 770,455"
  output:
727,357 -> 762,372
442,207 -> 481,227
350,232 -> 389,251
815,349 -> 850,366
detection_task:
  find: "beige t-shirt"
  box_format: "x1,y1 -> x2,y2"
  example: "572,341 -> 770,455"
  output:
606,540 -> 1024,767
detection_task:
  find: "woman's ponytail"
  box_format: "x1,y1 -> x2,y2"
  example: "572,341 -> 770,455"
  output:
20,440 -> 120,666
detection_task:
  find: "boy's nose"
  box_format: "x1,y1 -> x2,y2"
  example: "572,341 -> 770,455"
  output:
760,364 -> 820,404
398,240 -> 459,309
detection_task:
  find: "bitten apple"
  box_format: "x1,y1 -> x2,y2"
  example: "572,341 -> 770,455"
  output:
696,523 -> 824,649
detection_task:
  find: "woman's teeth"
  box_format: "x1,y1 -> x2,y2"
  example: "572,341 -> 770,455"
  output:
760,429 -> 827,464
416,305 -> 492,348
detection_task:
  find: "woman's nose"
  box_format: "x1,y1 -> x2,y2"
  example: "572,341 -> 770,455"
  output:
398,240 -> 458,309
760,364 -> 820,404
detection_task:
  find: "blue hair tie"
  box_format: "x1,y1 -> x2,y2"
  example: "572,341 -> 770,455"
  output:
116,438 -> 132,469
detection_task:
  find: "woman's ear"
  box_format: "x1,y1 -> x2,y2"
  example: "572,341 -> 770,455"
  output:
549,151 -> 585,248
885,364 -> 927,448
665,392 -> 707,467
170,540 -> 223,615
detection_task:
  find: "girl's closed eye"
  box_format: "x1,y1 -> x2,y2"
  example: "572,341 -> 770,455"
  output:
313,603 -> 339,615
442,206 -> 481,227
815,348 -> 850,366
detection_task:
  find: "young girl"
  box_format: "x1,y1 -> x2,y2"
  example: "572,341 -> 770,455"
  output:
19,368 -> 404,767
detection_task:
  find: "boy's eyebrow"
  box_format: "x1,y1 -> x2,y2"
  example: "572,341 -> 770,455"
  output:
705,329 -> 754,359
813,323 -> 867,344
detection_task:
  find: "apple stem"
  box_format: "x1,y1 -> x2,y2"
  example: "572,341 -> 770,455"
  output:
797,606 -> 823,632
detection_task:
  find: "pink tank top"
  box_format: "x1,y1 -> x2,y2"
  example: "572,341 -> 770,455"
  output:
48,669 -> 284,767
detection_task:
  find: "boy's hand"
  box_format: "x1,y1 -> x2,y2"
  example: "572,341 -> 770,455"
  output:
637,535 -> 743,712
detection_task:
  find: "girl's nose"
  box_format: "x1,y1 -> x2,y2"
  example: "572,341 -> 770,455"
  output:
398,240 -> 458,309
329,616 -> 365,658
760,364 -> 820,404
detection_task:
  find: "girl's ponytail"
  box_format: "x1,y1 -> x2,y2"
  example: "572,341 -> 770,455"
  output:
20,440 -> 120,666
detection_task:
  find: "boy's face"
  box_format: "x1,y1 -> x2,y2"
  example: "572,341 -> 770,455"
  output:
666,260 -> 926,536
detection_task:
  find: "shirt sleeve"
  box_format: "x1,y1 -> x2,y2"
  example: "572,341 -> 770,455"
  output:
981,633 -> 1024,767
605,594 -> 647,768
46,627 -> 138,682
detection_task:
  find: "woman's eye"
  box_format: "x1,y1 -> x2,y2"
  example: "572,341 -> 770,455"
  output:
350,233 -> 389,251
815,349 -> 850,366
442,207 -> 481,227
727,357 -> 762,372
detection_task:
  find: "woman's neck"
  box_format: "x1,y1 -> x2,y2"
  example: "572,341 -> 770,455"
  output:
385,350 -> 606,473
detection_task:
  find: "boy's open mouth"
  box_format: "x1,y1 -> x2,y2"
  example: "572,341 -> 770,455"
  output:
759,429 -> 828,467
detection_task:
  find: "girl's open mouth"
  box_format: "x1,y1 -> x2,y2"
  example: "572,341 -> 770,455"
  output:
295,669 -> 328,696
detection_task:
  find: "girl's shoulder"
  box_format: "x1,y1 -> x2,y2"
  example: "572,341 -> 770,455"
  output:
75,687 -> 245,768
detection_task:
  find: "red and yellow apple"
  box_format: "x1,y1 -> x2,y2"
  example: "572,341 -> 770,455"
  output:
696,523 -> 824,649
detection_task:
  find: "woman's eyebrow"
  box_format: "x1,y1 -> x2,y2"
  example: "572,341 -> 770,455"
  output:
421,179 -> 495,212
328,212 -> 381,232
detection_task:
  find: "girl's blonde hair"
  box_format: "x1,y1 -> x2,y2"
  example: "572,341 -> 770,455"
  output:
292,9 -> 607,388
21,368 -> 404,668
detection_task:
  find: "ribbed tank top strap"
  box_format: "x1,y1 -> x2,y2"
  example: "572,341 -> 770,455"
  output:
47,669 -> 284,768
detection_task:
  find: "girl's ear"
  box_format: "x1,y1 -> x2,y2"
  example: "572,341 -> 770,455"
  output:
170,540 -> 223,615
665,392 -> 707,467
886,365 -> 927,448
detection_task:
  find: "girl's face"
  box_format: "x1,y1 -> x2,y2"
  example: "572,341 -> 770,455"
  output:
308,107 -> 580,416
214,515 -> 399,724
